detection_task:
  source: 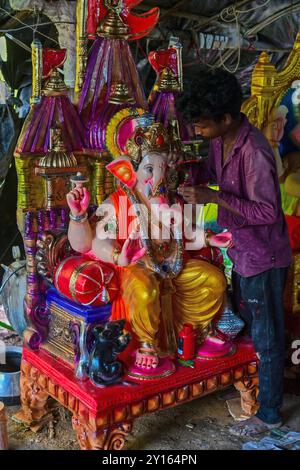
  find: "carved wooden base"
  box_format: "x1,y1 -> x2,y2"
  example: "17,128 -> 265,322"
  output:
13,360 -> 50,426
16,343 -> 259,450
0,403 -> 9,450
14,354 -> 134,449
234,367 -> 259,416
72,416 -> 132,450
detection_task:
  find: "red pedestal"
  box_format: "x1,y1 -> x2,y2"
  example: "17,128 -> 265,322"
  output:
15,340 -> 259,450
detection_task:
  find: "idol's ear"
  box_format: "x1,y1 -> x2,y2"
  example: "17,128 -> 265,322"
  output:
106,157 -> 137,189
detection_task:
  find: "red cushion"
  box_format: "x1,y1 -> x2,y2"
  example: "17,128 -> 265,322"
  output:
285,215 -> 300,251
54,256 -> 118,306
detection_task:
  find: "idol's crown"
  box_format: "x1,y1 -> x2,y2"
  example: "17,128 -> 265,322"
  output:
125,120 -> 170,164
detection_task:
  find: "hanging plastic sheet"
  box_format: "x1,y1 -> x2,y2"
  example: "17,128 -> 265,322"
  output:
134,0 -> 300,95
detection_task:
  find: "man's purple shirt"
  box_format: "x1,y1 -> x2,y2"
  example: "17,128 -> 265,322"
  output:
204,114 -> 292,277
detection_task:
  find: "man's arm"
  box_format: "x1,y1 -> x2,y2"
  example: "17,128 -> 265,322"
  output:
179,147 -> 279,226
216,148 -> 279,225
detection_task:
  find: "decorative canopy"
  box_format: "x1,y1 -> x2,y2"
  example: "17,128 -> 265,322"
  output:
79,1 -> 157,151
16,71 -> 87,155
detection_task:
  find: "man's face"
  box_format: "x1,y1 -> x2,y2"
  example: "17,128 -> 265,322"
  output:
193,115 -> 231,139
136,152 -> 168,199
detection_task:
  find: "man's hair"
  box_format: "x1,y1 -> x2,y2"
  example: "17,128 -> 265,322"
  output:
177,69 -> 243,123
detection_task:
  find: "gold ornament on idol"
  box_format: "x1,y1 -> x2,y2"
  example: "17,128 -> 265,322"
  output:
125,122 -> 170,165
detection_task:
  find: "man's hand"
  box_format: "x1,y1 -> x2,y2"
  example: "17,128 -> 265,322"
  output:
162,150 -> 182,168
177,185 -> 218,205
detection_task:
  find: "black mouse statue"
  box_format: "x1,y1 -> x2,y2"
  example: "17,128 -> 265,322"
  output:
88,319 -> 131,386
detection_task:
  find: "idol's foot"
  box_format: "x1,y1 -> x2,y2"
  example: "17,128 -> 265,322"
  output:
228,415 -> 282,437
197,335 -> 236,359
135,343 -> 159,369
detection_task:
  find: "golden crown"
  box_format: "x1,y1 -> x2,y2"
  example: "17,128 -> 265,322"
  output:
125,121 -> 170,165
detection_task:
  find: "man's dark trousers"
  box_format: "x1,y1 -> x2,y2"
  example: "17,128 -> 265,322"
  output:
232,267 -> 289,424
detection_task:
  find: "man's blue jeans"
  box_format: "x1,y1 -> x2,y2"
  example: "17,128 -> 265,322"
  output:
232,267 -> 289,424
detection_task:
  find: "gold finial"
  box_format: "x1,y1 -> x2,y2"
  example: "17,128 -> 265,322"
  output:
35,131 -> 85,210
97,1 -> 129,39
252,50 -> 276,92
43,69 -> 68,95
251,51 -> 277,130
158,68 -> 181,92
258,51 -> 271,65
38,129 -> 77,169
109,83 -> 135,104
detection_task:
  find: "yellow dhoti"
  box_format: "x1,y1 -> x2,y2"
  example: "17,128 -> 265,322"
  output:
120,258 -> 227,353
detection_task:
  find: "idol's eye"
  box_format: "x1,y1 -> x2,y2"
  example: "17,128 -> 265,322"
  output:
144,165 -> 153,174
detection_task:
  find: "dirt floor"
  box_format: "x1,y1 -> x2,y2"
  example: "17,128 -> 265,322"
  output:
1,329 -> 300,451
4,389 -> 300,451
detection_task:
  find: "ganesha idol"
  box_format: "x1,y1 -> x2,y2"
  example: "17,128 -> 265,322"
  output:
263,81 -> 300,249
66,120 -> 233,378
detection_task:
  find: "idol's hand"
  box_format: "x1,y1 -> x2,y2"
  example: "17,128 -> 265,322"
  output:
269,116 -> 286,143
66,183 -> 90,216
118,226 -> 147,266
208,232 -> 234,249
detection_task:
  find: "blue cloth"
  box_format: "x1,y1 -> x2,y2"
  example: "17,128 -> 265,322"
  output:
279,87 -> 300,156
232,267 -> 289,424
47,287 -> 112,323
